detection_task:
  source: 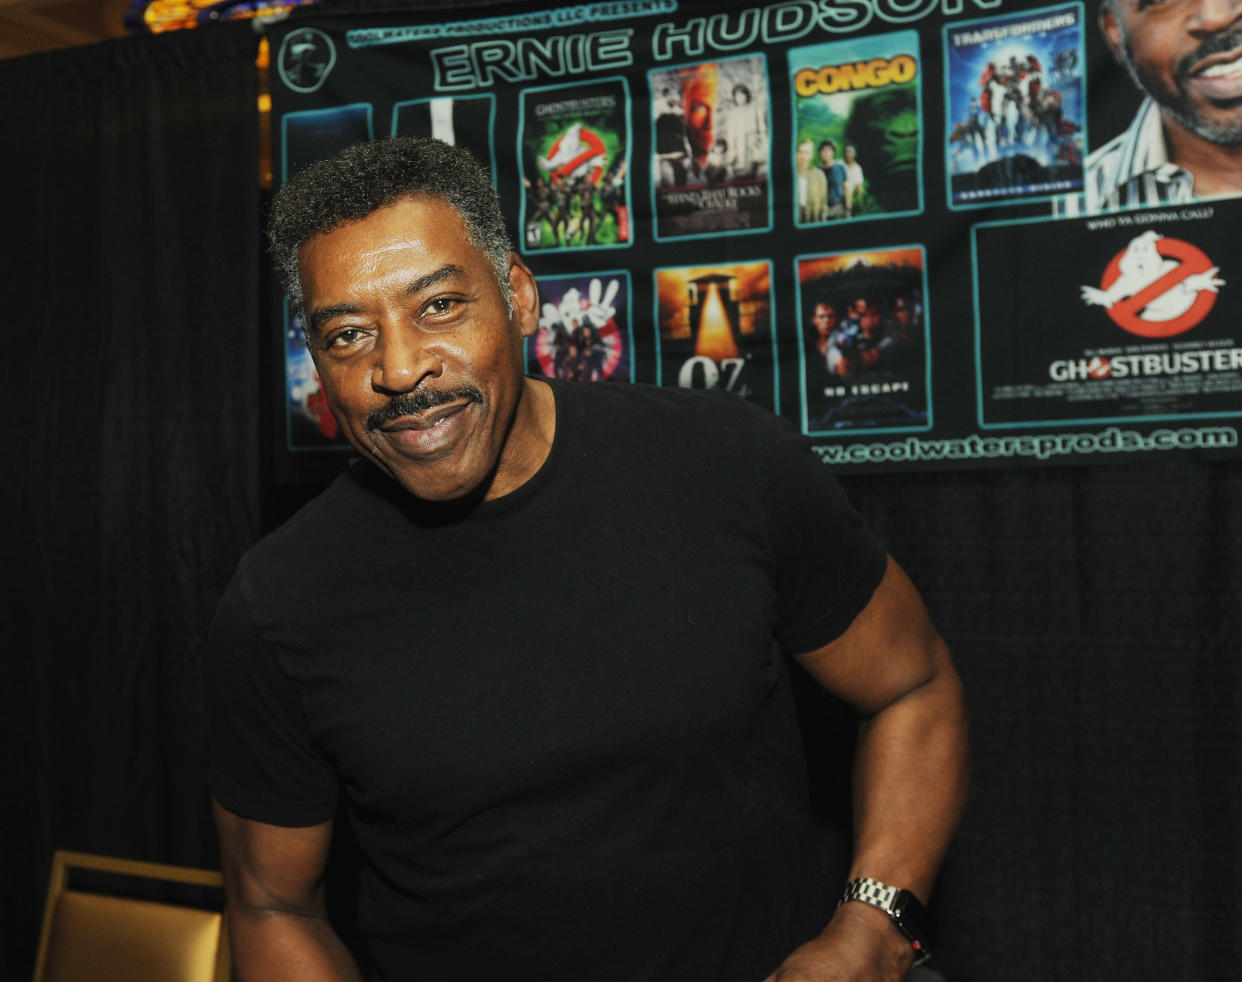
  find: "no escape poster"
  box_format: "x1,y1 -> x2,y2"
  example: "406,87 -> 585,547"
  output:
266,0 -> 1242,476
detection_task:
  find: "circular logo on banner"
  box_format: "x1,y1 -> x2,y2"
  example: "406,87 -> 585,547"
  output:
277,28 -> 336,94
1080,230 -> 1224,338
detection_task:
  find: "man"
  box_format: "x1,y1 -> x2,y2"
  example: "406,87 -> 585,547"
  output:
1083,0 -> 1242,213
842,142 -> 865,216
796,138 -> 829,222
818,139 -> 848,219
210,137 -> 967,982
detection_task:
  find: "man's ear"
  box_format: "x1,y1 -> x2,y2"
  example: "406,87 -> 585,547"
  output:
508,255 -> 541,339
1100,7 -> 1125,65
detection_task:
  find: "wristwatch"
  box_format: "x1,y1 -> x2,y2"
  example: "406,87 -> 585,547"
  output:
839,876 -> 933,965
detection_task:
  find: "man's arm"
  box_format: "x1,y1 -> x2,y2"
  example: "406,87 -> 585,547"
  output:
766,556 -> 969,982
214,799 -> 362,982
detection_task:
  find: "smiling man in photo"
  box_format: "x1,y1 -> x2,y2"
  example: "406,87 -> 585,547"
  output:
1086,0 -> 1242,212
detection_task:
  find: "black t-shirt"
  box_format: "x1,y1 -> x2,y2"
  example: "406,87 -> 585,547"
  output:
209,380 -> 887,981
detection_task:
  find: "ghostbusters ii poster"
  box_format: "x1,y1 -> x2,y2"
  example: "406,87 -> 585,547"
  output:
655,261 -> 776,413
975,201 -> 1242,427
789,31 -> 922,226
798,247 -> 931,434
519,77 -> 631,251
945,3 -> 1086,208
266,1 -> 1240,476
527,272 -> 634,383
648,54 -> 773,241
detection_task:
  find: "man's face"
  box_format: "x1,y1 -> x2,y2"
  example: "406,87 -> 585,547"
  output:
819,143 -> 836,166
859,303 -> 882,336
1104,0 -> 1242,145
796,141 -> 814,171
812,303 -> 838,336
300,195 -> 541,502
844,145 -> 857,164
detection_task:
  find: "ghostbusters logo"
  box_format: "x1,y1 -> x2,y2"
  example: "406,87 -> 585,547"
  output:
1081,231 -> 1224,338
1086,356 -> 1110,379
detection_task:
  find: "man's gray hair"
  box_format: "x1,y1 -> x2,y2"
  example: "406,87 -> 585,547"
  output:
268,137 -> 514,317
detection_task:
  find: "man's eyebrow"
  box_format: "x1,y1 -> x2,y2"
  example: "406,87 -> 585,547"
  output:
308,302 -> 362,336
404,264 -> 466,298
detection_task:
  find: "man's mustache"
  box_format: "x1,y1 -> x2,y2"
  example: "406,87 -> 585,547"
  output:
1178,26 -> 1242,82
366,386 -> 483,430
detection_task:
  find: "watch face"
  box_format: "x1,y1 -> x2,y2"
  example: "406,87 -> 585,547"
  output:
892,889 -> 933,963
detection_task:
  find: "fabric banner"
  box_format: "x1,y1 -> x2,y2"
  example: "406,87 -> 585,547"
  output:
268,0 -> 1242,474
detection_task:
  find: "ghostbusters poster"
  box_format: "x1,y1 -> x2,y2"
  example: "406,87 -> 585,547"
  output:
267,0 -> 1240,476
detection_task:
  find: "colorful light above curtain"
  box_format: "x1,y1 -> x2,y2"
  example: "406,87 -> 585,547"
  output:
125,0 -> 319,34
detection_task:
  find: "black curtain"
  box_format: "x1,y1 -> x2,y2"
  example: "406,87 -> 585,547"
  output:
0,25 -> 261,976
838,459 -> 1241,980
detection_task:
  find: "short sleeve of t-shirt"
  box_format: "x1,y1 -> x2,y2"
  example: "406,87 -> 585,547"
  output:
208,569 -> 339,827
753,411 -> 887,654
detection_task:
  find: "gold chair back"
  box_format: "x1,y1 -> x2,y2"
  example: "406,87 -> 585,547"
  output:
33,850 -> 230,982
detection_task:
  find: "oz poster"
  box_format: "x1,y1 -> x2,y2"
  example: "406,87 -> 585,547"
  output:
655,260 -> 776,412
519,77 -> 631,252
975,200 -> 1242,428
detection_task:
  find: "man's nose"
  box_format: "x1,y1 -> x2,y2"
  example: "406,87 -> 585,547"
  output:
371,324 -> 442,393
1192,0 -> 1242,34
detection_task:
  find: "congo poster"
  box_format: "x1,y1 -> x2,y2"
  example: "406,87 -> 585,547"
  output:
655,261 -> 776,412
267,0 -> 1241,478
519,78 -> 631,251
648,54 -> 773,240
790,31 -> 922,225
944,4 -> 1086,208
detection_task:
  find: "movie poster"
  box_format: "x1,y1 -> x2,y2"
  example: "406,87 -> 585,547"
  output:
789,31 -> 922,226
519,78 -> 631,252
975,202 -> 1242,426
391,94 -> 496,178
282,103 -> 373,182
283,303 -> 347,450
798,247 -> 931,433
654,260 -> 776,411
649,54 -> 773,241
945,3 -> 1086,208
527,271 -> 633,383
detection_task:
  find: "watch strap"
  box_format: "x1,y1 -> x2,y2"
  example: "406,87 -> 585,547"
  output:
839,876 -> 932,965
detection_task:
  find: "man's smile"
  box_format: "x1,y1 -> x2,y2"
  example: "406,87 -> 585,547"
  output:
1181,32 -> 1242,102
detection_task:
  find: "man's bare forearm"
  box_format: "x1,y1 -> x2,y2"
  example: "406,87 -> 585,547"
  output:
227,905 -> 362,982
847,639 -> 969,899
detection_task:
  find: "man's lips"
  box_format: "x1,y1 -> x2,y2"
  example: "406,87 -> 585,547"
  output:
374,401 -> 471,455
381,401 -> 468,431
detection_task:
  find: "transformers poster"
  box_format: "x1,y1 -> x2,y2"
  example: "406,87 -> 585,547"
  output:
974,202 -> 1242,427
519,78 -> 631,252
945,4 -> 1086,208
798,248 -> 931,434
789,31 -> 922,226
648,55 -> 773,241
654,260 -> 776,412
527,272 -> 633,383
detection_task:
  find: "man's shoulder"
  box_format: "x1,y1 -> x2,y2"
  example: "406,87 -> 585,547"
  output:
233,462 -> 380,582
